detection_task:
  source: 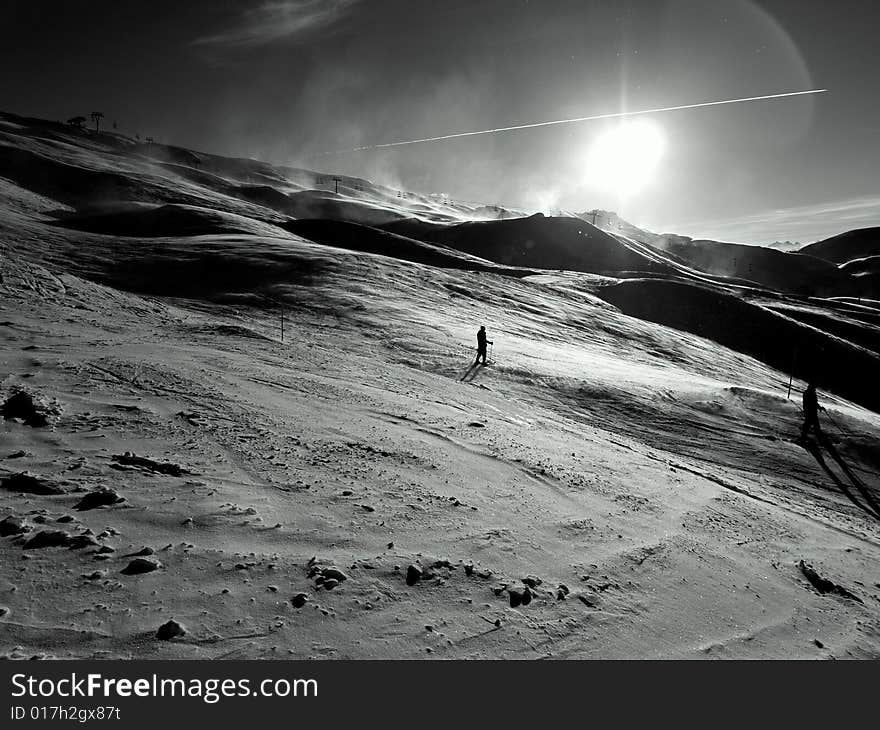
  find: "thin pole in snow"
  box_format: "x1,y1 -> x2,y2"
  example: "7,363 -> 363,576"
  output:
256,293 -> 286,343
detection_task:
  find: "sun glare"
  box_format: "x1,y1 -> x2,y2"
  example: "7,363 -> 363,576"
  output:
585,119 -> 666,199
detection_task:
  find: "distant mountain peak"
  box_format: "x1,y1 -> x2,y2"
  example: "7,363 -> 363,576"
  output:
766,240 -> 802,252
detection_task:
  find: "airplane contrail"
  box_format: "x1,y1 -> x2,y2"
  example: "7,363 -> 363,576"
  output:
320,88 -> 826,155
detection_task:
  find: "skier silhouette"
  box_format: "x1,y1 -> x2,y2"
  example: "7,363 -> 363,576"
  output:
474,326 -> 493,365
800,382 -> 823,441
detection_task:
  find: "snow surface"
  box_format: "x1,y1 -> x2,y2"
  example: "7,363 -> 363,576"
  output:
1,112 -> 880,659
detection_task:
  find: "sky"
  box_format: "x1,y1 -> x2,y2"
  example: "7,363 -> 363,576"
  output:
1,0 -> 878,244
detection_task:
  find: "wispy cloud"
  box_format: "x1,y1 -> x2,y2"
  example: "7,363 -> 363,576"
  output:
194,0 -> 360,48
669,195 -> 880,246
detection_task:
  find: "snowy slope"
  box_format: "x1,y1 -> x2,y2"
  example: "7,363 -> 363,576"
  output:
2,111 -> 880,660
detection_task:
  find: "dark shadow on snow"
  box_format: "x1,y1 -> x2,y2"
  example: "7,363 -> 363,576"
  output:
819,432 -> 880,518
459,362 -> 486,382
800,431 -> 880,521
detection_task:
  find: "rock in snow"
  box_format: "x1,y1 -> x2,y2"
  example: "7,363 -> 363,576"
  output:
156,620 -> 186,640
121,558 -> 162,576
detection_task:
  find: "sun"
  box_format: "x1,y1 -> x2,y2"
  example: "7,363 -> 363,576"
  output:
585,119 -> 666,199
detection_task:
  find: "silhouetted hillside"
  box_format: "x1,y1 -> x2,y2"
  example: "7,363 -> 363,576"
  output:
51,203 -> 289,239
597,278 -> 880,414
384,213 -> 673,276
281,219 -> 531,276
287,191 -> 406,226
653,236 -> 853,296
800,227 -> 880,264
840,255 -> 880,276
